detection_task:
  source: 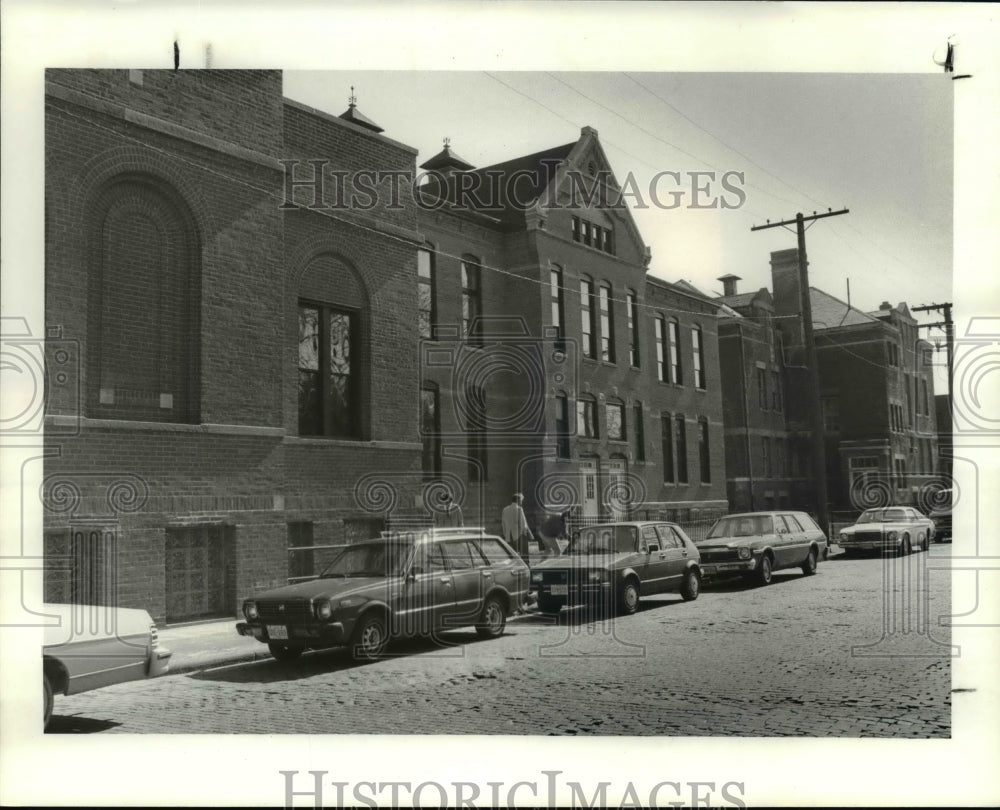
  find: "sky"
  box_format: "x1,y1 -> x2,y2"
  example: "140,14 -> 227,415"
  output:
285,71 -> 954,330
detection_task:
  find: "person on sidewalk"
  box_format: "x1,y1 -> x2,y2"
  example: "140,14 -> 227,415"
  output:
501,493 -> 531,559
434,492 -> 464,528
537,509 -> 569,555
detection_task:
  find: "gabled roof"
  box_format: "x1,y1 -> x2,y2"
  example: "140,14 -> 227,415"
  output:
809,287 -> 878,330
718,291 -> 760,309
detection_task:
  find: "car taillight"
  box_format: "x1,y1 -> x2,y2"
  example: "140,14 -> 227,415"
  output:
150,625 -> 159,650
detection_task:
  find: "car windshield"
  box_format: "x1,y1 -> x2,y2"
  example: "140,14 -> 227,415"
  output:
707,515 -> 775,539
319,542 -> 412,578
857,509 -> 907,524
567,526 -> 637,554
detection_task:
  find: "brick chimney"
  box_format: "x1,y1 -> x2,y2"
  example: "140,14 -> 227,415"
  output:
718,274 -> 741,296
770,248 -> 805,352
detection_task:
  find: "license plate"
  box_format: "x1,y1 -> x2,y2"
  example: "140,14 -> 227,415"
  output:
267,625 -> 288,640
550,584 -> 568,595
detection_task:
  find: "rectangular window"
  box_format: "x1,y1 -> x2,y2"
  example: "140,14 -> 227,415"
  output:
669,320 -> 682,384
762,436 -> 771,477
298,303 -> 357,438
599,283 -> 615,363
627,292 -> 640,367
465,383 -> 487,481
771,370 -> 782,412
921,378 -> 930,416
634,402 -> 645,462
550,267 -> 565,346
655,317 -> 667,382
420,387 -> 441,477
757,367 -> 768,410
822,397 -> 840,432
606,401 -> 625,441
691,325 -> 705,389
555,393 -> 570,459
776,437 -> 785,477
417,247 -> 436,340
572,216 -> 581,243
698,417 -> 710,483
580,278 -> 597,359
461,258 -> 482,346
577,398 -> 598,438
288,521 -> 315,582
674,414 -> 688,484
661,414 -> 674,483
583,221 -> 592,247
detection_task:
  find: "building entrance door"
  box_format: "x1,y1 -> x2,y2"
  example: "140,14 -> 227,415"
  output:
580,458 -> 599,517
606,457 -> 628,520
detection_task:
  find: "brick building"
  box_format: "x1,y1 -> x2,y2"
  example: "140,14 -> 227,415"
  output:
414,127 -> 728,534
718,248 -> 939,514
43,70 -> 728,623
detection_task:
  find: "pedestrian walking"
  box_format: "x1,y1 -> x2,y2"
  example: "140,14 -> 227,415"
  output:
537,509 -> 569,554
434,492 -> 464,528
501,493 -> 531,559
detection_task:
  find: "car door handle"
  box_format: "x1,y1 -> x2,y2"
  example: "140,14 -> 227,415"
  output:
439,577 -> 451,584
481,571 -> 493,578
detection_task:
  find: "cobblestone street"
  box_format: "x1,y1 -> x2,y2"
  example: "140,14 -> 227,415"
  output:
47,547 -> 953,736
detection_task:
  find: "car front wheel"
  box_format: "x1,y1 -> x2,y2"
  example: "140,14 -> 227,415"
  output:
43,673 -> 53,729
680,569 -> 700,601
756,555 -> 773,586
801,548 -> 818,576
475,596 -> 507,639
268,642 -> 304,662
350,612 -> 389,662
617,579 -> 640,615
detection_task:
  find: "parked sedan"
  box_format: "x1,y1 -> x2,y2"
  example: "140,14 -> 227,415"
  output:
43,603 -> 172,729
236,529 -> 529,662
839,507 -> 935,555
928,489 -> 952,543
530,521 -> 702,616
695,511 -> 828,586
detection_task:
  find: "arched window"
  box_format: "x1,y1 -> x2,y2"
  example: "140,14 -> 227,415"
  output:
87,175 -> 201,423
461,255 -> 482,346
554,391 -> 571,459
297,253 -> 368,439
606,398 -> 625,441
421,383 -> 441,477
599,282 -> 615,363
627,290 -> 640,368
577,394 -> 598,439
580,275 -> 597,359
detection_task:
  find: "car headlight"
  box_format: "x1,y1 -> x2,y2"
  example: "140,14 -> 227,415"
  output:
738,546 -> 752,560
315,600 -> 334,620
839,532 -> 848,541
531,572 -> 543,583
887,531 -> 898,541
244,601 -> 259,621
588,570 -> 608,582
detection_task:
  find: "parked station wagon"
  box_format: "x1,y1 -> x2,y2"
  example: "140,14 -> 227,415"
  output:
237,529 -> 529,662
530,521 -> 702,615
839,507 -> 935,555
43,603 -> 172,729
695,511 -> 828,586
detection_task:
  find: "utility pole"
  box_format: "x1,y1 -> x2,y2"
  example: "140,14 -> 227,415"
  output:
911,302 -> 954,414
751,208 -> 849,539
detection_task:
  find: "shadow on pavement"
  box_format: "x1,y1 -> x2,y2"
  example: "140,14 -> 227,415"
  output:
700,572 -> 812,593
46,714 -> 122,734
517,595 -> 689,627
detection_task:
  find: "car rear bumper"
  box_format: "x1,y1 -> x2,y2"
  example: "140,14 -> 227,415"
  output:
237,621 -> 348,646
149,647 -> 172,677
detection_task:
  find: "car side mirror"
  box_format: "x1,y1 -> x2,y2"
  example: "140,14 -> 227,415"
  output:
647,544 -> 659,554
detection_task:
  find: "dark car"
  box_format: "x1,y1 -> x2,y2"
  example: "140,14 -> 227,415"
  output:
236,529 -> 529,662
695,511 -> 828,586
529,521 -> 702,616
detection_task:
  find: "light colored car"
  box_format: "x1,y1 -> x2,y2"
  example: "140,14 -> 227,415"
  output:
237,528 -> 530,662
839,506 -> 935,555
42,603 -> 172,729
928,489 -> 952,543
695,511 -> 828,586
530,521 -> 702,615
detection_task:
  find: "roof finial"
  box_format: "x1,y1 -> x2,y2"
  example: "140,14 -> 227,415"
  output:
443,136 -> 451,149
348,85 -> 357,108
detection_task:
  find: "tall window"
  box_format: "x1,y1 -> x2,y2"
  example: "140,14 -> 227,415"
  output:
633,402 -> 645,462
775,437 -> 785,477
599,283 -> 616,362
674,414 -> 688,484
921,378 -> 930,416
655,317 -> 667,382
770,370 -> 782,412
580,277 -> 597,359
461,256 -> 482,346
577,396 -> 598,438
555,392 -> 570,459
465,383 -> 488,481
692,325 -> 705,389
757,367 -> 768,409
550,266 -> 565,348
606,400 -> 625,440
762,436 -> 771,477
668,319 -> 682,384
420,386 -> 441,477
417,246 -> 436,340
298,302 -> 357,437
822,397 -> 840,432
661,413 -> 674,483
627,291 -> 640,367
698,417 -> 710,483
